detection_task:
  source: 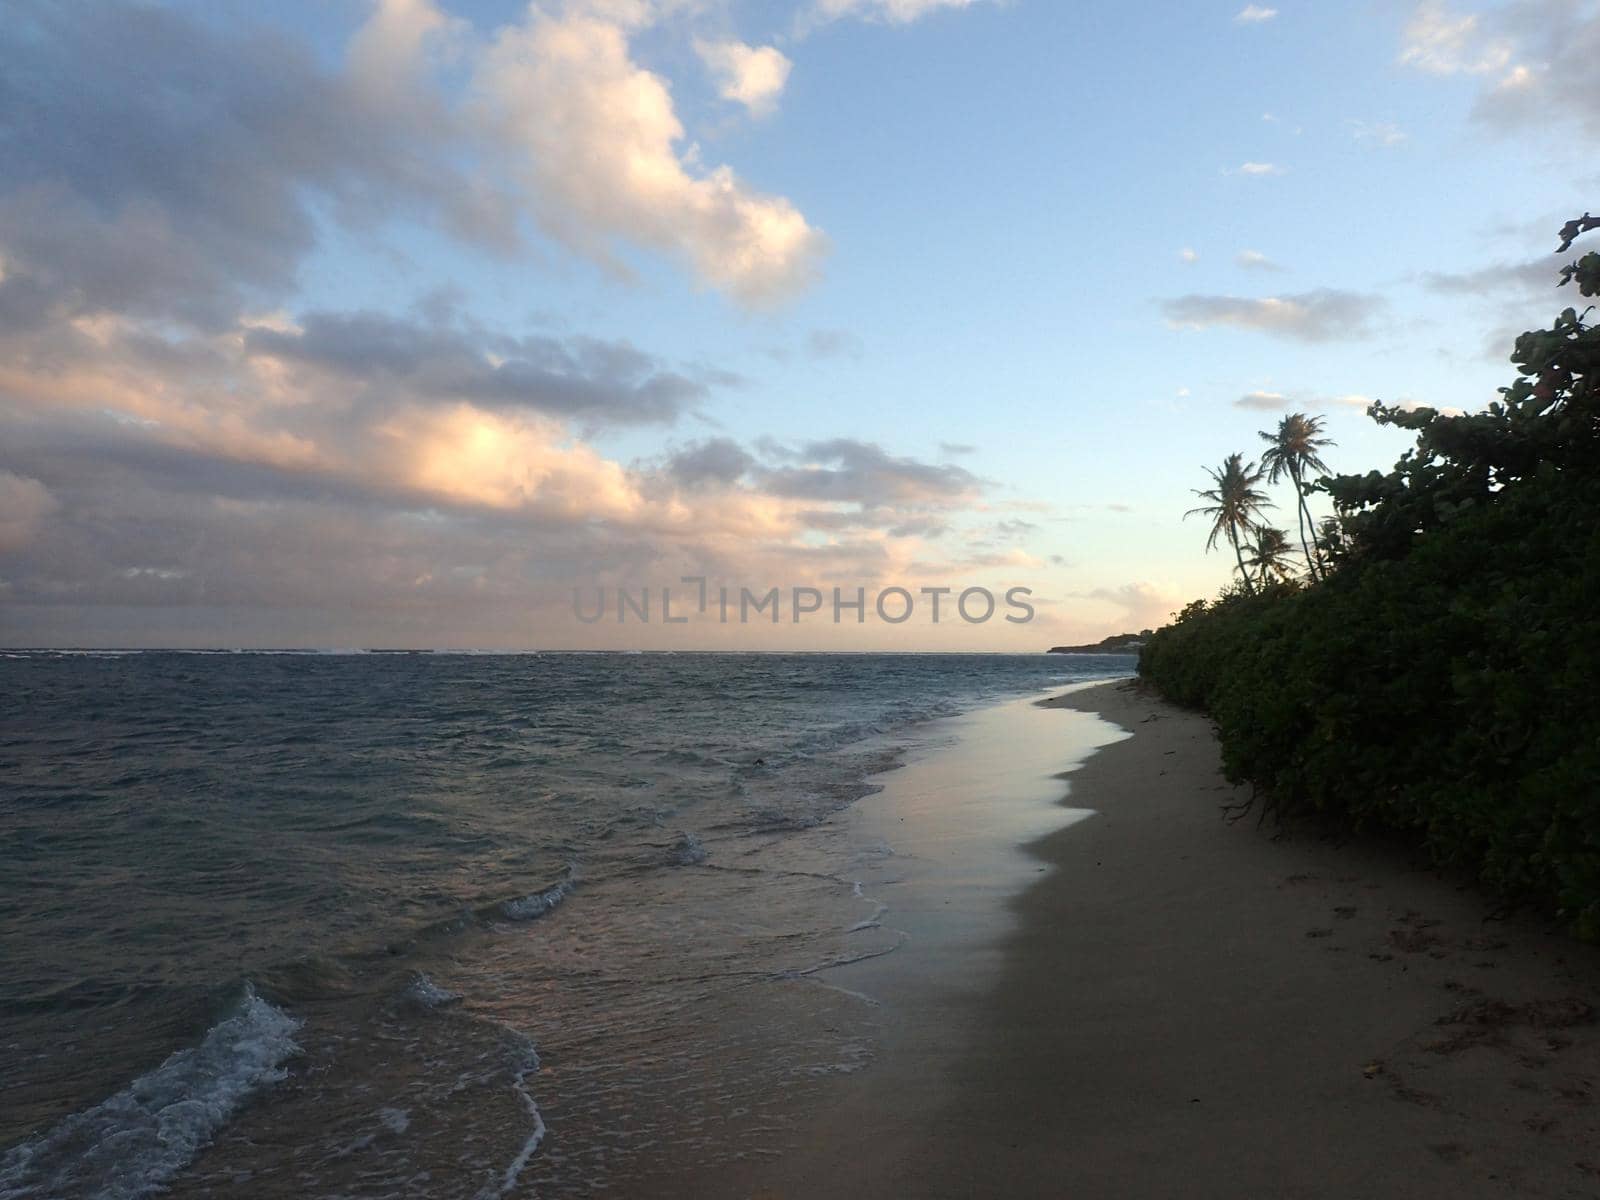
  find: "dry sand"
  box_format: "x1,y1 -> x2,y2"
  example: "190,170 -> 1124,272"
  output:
744,679 -> 1600,1199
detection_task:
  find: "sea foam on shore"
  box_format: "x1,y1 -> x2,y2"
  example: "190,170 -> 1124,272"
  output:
0,986 -> 300,1200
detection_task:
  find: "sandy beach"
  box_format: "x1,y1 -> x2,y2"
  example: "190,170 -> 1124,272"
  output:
736,679 -> 1600,1199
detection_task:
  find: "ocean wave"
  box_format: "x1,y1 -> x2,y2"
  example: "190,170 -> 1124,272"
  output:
0,985 -> 300,1200
499,872 -> 576,922
399,972 -> 462,1010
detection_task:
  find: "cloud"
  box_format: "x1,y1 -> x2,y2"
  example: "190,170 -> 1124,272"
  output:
1074,581 -> 1187,631
1398,1 -> 1513,75
476,8 -> 825,305
1179,247 -> 1200,264
806,328 -> 865,359
1234,6 -> 1279,23
0,1 -> 825,324
0,293 -> 1007,644
1233,161 -> 1287,176
0,0 -> 500,332
1457,1 -> 1600,136
939,441 -> 977,455
1162,289 -> 1384,341
807,0 -> 995,25
694,38 -> 792,117
1347,119 -> 1409,146
244,311 -> 710,425
0,471 -> 59,552
990,518 -> 1037,538
665,437 -> 758,486
759,439 -> 982,506
347,0 -> 468,113
1419,256 -> 1564,297
374,404 -> 651,517
1236,250 -> 1284,271
0,299 -> 736,519
0,4 -> 1052,648
1235,391 -> 1289,411
1393,0 -> 1600,136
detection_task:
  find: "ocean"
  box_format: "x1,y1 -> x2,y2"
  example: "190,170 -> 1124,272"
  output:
0,651 -> 1133,1198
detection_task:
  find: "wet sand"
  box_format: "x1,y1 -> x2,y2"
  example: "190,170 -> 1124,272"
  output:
734,679 -> 1600,1198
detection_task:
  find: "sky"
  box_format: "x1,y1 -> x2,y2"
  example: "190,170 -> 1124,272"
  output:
1,0 -> 1596,650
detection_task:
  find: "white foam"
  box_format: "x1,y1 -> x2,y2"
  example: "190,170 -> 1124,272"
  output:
0,985 -> 300,1200
377,1107 -> 411,1135
846,880 -> 888,933
501,875 -> 574,921
475,1042 -> 547,1200
401,971 -> 462,1009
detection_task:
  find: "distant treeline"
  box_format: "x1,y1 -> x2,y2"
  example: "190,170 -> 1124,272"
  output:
1047,632 -> 1151,654
1140,214 -> 1600,939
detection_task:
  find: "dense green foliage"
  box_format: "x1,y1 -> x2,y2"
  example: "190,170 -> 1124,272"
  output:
1141,216 -> 1600,937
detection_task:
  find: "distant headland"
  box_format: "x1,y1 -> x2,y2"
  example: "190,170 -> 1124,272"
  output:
1046,632 -> 1150,655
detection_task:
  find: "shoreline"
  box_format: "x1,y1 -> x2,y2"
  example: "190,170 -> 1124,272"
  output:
17,675 -> 1598,1196
732,678 -> 1600,1198
616,686 -> 1133,1198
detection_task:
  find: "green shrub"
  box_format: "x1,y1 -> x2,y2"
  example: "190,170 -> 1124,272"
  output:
1140,219 -> 1600,936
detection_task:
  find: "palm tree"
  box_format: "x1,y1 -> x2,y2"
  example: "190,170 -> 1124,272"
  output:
1259,413 -> 1335,579
1186,453 -> 1274,594
1243,525 -> 1297,584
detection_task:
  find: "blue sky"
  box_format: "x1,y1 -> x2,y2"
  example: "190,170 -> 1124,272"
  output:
0,0 -> 1595,648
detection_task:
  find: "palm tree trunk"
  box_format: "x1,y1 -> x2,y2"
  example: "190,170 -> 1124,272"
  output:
1302,496 -> 1326,578
1231,527 -> 1254,594
1289,467 -> 1318,580
1293,466 -> 1327,579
